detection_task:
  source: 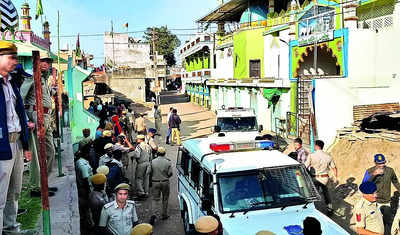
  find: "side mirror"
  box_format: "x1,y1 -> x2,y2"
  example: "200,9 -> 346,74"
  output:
258,125 -> 264,132
201,196 -> 212,212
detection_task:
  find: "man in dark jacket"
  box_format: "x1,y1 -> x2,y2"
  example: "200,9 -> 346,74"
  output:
168,109 -> 181,145
0,41 -> 31,234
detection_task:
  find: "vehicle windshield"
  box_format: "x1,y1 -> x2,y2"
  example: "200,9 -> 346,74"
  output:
218,165 -> 318,213
217,116 -> 257,132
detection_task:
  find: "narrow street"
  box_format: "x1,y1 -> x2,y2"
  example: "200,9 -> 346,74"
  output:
135,91 -> 215,234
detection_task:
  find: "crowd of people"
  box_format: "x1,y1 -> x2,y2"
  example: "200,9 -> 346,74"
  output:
74,102 -> 185,235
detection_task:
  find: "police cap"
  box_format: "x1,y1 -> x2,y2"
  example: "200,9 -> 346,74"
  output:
104,143 -> 114,150
157,147 -> 166,154
374,154 -> 386,164
136,134 -> 145,140
194,216 -> 218,233
148,128 -> 157,134
131,223 -> 153,235
0,41 -> 17,55
91,173 -> 107,185
96,165 -> 110,175
115,183 -> 130,192
359,181 -> 377,194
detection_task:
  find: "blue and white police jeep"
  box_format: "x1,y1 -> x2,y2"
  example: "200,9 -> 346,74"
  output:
176,137 -> 349,235
212,107 -> 263,140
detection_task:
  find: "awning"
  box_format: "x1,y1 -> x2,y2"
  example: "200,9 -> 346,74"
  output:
14,41 -> 68,63
197,0 -> 249,23
263,88 -> 289,107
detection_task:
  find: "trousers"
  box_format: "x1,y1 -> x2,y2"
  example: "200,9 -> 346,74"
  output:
378,202 -> 393,235
136,162 -> 150,195
28,112 -> 55,187
155,118 -> 161,135
171,128 -> 181,145
0,140 -> 24,234
151,181 -> 170,217
313,178 -> 331,205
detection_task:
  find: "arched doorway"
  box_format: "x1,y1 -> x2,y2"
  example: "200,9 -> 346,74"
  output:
297,45 -> 341,77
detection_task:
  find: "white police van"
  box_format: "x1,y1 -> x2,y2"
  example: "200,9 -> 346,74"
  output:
213,107 -> 263,140
176,137 -> 349,235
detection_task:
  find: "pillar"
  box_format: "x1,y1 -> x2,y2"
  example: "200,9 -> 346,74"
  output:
21,3 -> 32,31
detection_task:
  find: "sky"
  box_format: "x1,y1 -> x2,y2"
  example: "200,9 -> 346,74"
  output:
13,0 -> 219,66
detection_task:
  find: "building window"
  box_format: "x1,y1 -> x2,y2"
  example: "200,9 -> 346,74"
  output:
192,72 -> 196,77
196,38 -> 200,43
205,36 -> 211,41
249,60 -> 261,78
213,54 -> 217,69
197,71 -> 202,76
191,41 -> 195,46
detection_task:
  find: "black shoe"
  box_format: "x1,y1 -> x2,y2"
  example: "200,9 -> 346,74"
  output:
161,215 -> 170,220
17,208 -> 28,216
149,215 -> 156,225
49,187 -> 58,192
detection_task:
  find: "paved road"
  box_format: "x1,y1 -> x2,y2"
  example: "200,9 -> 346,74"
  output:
135,91 -> 214,234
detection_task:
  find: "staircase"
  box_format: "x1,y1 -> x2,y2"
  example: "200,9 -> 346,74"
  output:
297,78 -> 313,144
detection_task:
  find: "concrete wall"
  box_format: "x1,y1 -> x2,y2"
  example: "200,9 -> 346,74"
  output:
215,46 -> 234,79
264,29 -> 290,80
107,77 -> 146,102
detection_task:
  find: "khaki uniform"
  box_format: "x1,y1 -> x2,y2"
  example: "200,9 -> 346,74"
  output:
99,200 -> 139,235
135,117 -> 146,134
151,155 -> 172,218
304,149 -> 336,206
21,72 -> 55,187
134,142 -> 151,196
304,150 -> 336,185
154,108 -> 162,134
355,197 -> 385,234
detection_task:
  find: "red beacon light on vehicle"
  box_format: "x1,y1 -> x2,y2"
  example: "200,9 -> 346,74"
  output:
210,143 -> 232,152
209,140 -> 274,152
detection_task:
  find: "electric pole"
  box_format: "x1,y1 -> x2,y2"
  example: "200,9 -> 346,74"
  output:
152,28 -> 160,104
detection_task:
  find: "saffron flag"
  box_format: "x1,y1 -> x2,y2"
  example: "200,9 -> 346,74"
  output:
35,0 -> 43,20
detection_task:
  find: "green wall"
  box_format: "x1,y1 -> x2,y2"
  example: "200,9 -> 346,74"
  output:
67,65 -> 99,143
233,28 -> 265,79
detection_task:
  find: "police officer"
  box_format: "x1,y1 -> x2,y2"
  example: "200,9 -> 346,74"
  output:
134,134 -> 151,198
89,173 -> 109,231
0,41 -> 31,234
146,128 -> 158,157
99,183 -> 139,235
149,147 -> 172,224
131,223 -> 152,235
79,128 -> 93,151
99,143 -> 114,167
75,146 -> 94,232
354,181 -> 384,235
135,113 -> 147,135
304,140 -> 338,213
363,154 -> 400,235
21,51 -> 56,174
194,216 -> 219,235
153,105 -> 162,135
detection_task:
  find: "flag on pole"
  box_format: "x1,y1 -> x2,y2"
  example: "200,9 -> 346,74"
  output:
76,33 -> 81,57
123,23 -> 128,28
35,0 -> 43,20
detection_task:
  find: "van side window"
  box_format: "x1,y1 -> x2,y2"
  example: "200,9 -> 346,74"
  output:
202,171 -> 214,206
177,148 -> 190,176
190,159 -> 201,188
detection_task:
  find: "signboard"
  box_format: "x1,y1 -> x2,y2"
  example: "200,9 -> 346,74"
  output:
298,9 -> 335,46
298,31 -> 334,46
